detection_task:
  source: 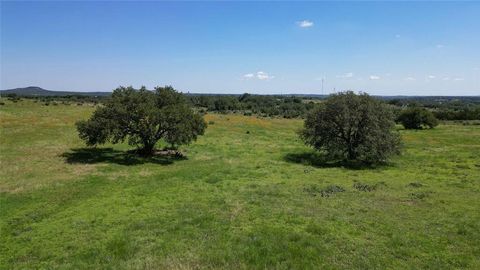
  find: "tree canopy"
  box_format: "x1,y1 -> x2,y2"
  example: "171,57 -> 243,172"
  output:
76,86 -> 206,155
300,91 -> 401,164
397,107 -> 439,129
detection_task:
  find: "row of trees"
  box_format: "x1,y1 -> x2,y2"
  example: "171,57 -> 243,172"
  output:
188,94 -> 314,118
6,89 -> 479,120
388,97 -> 480,121
433,107 -> 480,121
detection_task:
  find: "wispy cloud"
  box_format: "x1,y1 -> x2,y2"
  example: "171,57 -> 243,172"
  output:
336,72 -> 354,78
436,44 -> 445,49
369,75 -> 380,80
427,75 -> 436,79
395,34 -> 401,38
244,71 -> 274,81
442,77 -> 450,81
453,77 -> 464,81
404,77 -> 416,81
297,20 -> 314,28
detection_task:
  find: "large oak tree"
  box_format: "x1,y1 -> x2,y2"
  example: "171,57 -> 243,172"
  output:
76,86 -> 206,155
300,91 -> 401,164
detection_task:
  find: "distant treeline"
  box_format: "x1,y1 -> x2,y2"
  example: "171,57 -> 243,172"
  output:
0,93 -> 106,106
188,93 -> 315,118
387,98 -> 480,121
2,92 -> 480,120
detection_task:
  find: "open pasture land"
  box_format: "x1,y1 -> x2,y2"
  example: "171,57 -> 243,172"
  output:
1,100 -> 480,269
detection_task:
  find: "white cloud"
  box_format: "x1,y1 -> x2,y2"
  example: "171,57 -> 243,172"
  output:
427,75 -> 436,79
297,20 -> 314,28
442,77 -> 450,81
404,77 -> 416,81
243,71 -> 274,81
453,77 -> 464,81
369,75 -> 380,80
336,72 -> 354,78
256,71 -> 274,80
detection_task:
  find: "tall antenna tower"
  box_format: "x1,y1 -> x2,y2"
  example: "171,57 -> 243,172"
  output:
321,77 -> 324,96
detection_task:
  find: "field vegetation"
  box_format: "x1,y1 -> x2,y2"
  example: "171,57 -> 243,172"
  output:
5,92 -> 480,120
1,99 -> 480,269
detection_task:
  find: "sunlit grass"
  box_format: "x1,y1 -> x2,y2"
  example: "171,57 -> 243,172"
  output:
1,99 -> 479,269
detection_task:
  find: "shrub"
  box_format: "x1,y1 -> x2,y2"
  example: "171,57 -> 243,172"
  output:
397,107 -> 439,129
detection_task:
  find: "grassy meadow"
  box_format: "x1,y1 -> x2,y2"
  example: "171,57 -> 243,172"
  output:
1,99 -> 479,269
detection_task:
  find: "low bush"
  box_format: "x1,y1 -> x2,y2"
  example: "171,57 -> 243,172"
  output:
397,107 -> 439,129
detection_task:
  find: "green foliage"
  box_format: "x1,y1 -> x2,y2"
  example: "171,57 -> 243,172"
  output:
434,107 -> 480,120
76,86 -> 206,155
300,91 -> 401,164
188,94 -> 314,118
397,107 -> 439,129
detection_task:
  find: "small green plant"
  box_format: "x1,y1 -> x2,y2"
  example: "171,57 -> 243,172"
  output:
353,182 -> 377,192
304,184 -> 345,197
410,191 -> 431,200
407,182 -> 424,188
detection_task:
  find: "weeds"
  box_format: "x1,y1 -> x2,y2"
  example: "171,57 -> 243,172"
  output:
304,184 -> 345,197
353,182 -> 377,192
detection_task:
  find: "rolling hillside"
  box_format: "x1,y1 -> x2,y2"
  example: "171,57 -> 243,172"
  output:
0,86 -> 111,97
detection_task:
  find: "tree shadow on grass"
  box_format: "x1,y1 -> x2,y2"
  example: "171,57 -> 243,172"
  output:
61,147 -> 187,166
283,152 -> 381,170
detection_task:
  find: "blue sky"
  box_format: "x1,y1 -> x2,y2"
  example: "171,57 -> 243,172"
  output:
1,1 -> 479,95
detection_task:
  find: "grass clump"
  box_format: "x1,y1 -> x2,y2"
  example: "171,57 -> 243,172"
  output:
353,182 -> 377,192
407,182 -> 424,188
304,184 -> 345,197
410,191 -> 432,200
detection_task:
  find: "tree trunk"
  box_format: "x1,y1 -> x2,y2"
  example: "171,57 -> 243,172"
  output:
139,143 -> 155,156
347,145 -> 356,160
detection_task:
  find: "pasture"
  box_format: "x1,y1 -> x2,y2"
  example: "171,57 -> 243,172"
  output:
1,100 -> 479,269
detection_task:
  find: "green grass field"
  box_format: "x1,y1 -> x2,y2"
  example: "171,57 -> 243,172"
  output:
1,100 -> 479,269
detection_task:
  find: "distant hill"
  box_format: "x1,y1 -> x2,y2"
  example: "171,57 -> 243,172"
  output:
0,86 -> 111,97
1,86 -> 478,101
